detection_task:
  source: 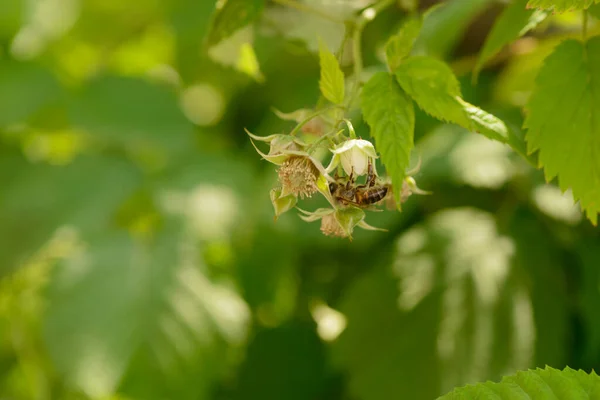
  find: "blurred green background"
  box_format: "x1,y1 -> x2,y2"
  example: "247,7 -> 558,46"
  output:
1,0 -> 599,399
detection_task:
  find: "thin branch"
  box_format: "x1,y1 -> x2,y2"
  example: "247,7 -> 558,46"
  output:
289,105 -> 346,136
347,0 -> 395,109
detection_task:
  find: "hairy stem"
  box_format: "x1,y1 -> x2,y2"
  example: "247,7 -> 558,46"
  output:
290,106 -> 345,136
347,0 -> 395,109
271,0 -> 346,24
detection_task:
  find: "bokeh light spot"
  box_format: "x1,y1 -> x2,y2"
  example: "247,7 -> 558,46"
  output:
180,84 -> 225,126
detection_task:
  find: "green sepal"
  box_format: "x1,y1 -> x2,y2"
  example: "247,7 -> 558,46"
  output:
270,188 -> 298,221
334,207 -> 366,240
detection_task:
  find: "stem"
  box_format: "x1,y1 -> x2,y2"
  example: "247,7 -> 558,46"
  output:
583,9 -> 588,40
342,119 -> 357,138
271,0 -> 346,24
307,129 -> 344,152
347,0 -> 395,109
289,105 -> 345,136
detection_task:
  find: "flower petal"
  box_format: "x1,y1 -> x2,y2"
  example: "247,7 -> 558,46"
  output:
325,154 -> 340,174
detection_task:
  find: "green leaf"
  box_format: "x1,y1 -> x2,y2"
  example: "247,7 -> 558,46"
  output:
413,0 -> 494,59
385,17 -> 423,71
0,154 -> 140,276
439,367 -> 600,399
577,239 -> 600,363
526,0 -> 600,12
332,208 -> 568,400
394,56 -> 469,126
524,37 -> 600,224
205,0 -> 265,47
508,211 -> 569,368
394,56 -> 532,149
44,221 -> 249,399
0,0 -> 23,37
395,57 -> 536,163
474,0 -> 549,80
318,39 -> 345,105
361,72 -> 415,209
590,3 -> 600,18
0,62 -> 62,128
231,322 -> 327,400
69,75 -> 194,154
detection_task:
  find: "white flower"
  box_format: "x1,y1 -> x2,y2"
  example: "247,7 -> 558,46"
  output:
326,139 -> 378,176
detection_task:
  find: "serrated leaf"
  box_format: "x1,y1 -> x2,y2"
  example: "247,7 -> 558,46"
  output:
318,40 -> 345,105
205,0 -> 265,47
385,17 -> 423,71
526,0 -> 600,12
395,56 -> 514,144
439,367 -> 600,399
361,72 -> 415,210
394,56 -> 469,126
524,37 -> 600,224
474,0 -> 549,80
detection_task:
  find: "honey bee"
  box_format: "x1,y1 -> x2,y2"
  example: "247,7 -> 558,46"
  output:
329,160 -> 390,207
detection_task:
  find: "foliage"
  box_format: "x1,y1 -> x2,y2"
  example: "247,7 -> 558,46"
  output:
525,37 -> 600,224
526,0 -> 600,13
1,0 -> 600,399
361,72 -> 414,209
439,367 -> 600,399
474,0 -> 549,80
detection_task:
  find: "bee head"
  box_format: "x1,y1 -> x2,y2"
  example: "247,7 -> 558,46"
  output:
329,182 -> 338,194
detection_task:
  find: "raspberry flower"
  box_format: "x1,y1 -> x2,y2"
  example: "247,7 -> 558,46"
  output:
247,128 -> 336,208
298,207 -> 386,240
326,138 -> 378,176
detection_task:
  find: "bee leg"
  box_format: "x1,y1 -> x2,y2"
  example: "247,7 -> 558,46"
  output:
367,160 -> 377,187
345,168 -> 355,190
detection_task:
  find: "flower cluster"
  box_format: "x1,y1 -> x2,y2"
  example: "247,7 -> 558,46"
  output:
246,114 -> 427,240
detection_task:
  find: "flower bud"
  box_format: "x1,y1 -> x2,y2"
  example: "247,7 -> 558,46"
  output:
326,139 -> 378,176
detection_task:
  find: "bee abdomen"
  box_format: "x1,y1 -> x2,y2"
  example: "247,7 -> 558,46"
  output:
359,187 -> 388,204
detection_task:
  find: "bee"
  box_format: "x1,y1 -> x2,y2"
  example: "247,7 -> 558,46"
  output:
329,160 -> 390,207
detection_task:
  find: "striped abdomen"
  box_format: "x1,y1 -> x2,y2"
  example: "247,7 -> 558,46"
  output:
355,186 -> 388,205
